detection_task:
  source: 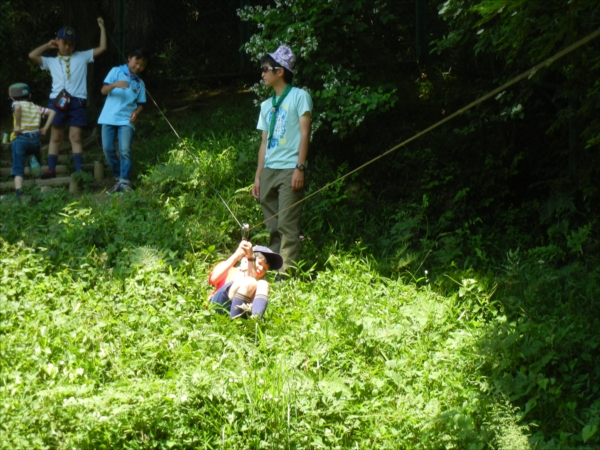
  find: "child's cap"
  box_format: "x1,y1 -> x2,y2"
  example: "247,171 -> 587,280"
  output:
269,45 -> 296,73
57,26 -> 77,42
253,245 -> 283,270
8,83 -> 30,97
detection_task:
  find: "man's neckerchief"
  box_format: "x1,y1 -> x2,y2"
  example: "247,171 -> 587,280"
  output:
268,84 -> 292,143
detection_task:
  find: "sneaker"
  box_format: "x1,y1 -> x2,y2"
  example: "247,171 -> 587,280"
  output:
106,181 -> 122,195
29,156 -> 41,177
40,170 -> 56,179
119,183 -> 134,193
236,302 -> 253,313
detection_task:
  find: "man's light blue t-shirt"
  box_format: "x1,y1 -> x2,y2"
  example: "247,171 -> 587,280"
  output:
257,87 -> 312,169
98,65 -> 146,129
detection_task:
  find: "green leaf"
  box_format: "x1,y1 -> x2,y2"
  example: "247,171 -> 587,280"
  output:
583,425 -> 597,443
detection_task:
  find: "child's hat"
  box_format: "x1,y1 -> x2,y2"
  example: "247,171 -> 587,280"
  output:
253,245 -> 284,271
57,26 -> 77,42
269,45 -> 296,73
8,83 -> 30,97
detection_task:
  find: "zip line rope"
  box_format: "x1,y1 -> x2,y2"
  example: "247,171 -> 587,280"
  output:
107,27 -> 600,235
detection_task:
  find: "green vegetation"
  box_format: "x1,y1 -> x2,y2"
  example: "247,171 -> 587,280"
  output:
2,96 -> 599,449
2,0 -> 600,448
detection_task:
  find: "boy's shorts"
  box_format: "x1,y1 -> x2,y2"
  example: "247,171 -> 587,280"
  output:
48,97 -> 87,127
11,132 -> 41,177
209,281 -> 234,313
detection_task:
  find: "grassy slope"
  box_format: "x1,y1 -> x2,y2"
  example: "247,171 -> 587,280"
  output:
1,91 -> 598,449
0,237 -> 528,449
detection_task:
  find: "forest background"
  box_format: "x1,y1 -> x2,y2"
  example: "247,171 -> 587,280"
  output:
1,0 -> 600,448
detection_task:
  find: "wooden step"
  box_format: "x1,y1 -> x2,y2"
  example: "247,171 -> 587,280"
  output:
0,164 -> 97,177
0,176 -> 74,191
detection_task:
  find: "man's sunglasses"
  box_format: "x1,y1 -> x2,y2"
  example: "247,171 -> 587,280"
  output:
261,66 -> 281,73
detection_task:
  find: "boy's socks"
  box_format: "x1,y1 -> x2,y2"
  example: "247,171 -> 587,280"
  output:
230,292 -> 252,319
47,154 -> 58,171
251,294 -> 269,318
42,155 -> 58,179
73,154 -> 83,172
15,189 -> 23,198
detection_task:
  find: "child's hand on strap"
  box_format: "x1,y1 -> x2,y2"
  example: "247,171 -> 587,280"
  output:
97,17 -> 105,29
239,240 -> 253,258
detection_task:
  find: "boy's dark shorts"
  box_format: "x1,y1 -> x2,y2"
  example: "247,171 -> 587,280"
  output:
48,97 -> 87,127
209,281 -> 234,313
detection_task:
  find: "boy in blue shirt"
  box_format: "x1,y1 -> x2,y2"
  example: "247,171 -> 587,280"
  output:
252,46 -> 313,274
7,83 -> 56,197
98,48 -> 149,194
29,19 -> 107,178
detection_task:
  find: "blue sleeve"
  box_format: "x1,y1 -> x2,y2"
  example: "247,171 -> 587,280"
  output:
103,67 -> 120,85
137,81 -> 147,104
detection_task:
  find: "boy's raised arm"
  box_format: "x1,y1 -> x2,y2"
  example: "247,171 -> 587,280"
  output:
93,17 -> 107,58
29,40 -> 57,66
208,242 -> 248,285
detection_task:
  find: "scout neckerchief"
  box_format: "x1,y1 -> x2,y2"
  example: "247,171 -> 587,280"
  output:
119,64 -> 141,94
268,84 -> 292,143
58,54 -> 71,81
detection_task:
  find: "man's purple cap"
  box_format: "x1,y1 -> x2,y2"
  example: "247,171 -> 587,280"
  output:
253,245 -> 283,271
269,45 -> 296,73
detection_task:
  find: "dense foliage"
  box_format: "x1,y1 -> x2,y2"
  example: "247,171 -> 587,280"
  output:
2,0 -> 600,448
1,96 -> 600,448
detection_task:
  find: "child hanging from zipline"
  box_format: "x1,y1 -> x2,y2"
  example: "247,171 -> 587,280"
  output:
208,240 -> 283,319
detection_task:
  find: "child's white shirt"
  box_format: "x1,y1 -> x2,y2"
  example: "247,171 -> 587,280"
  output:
40,49 -> 94,99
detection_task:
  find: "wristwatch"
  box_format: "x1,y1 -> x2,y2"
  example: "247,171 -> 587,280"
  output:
295,163 -> 305,171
